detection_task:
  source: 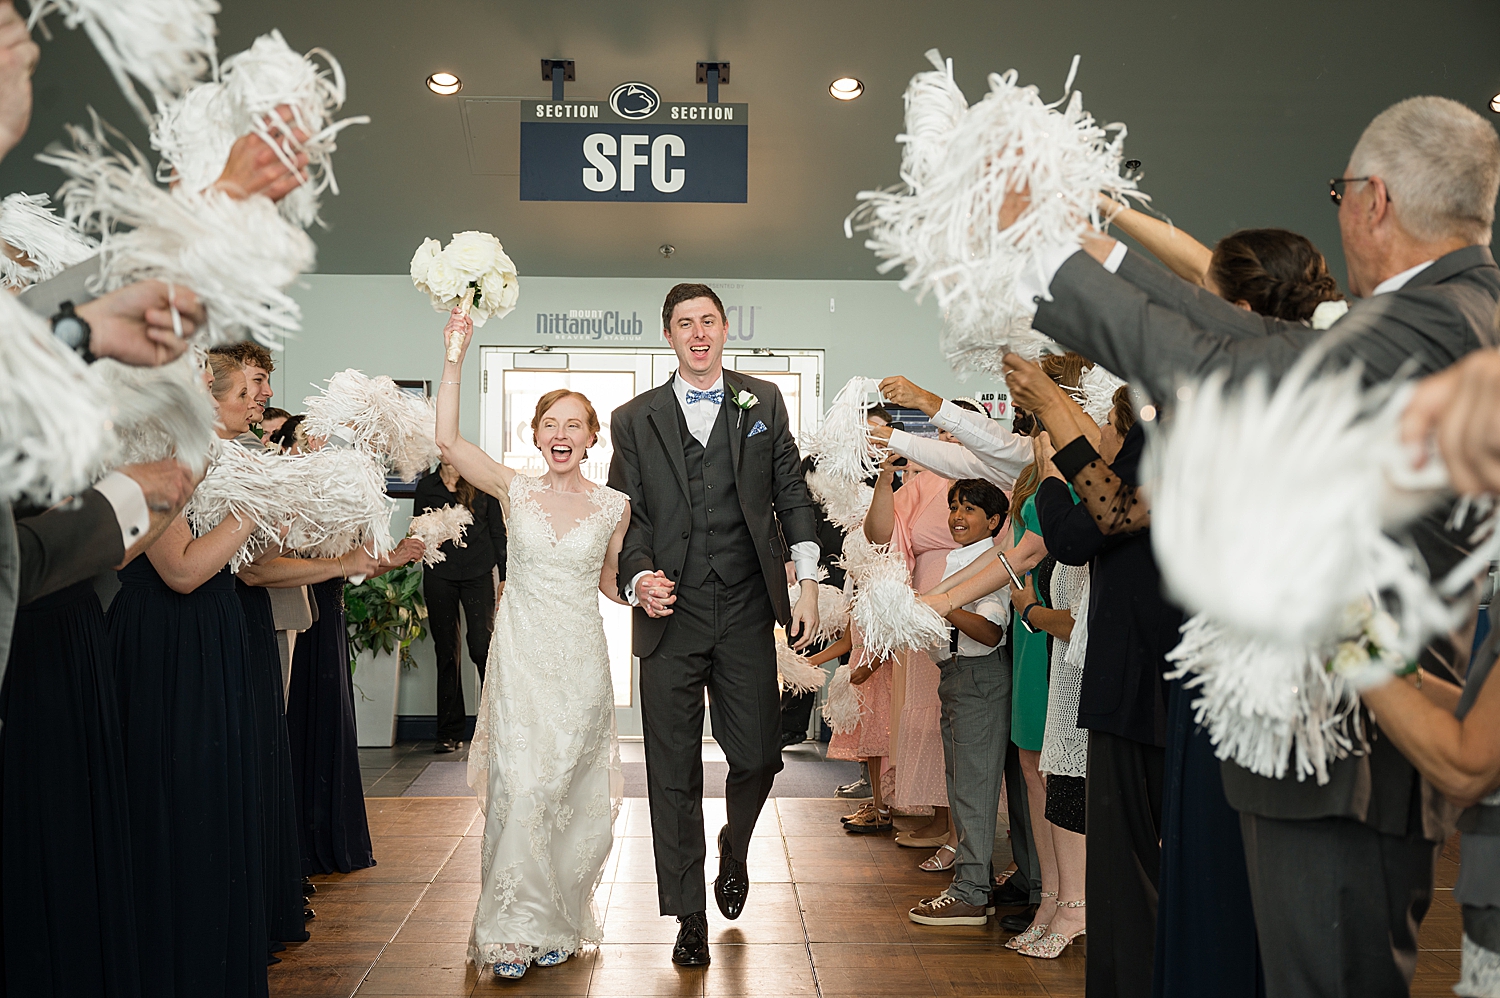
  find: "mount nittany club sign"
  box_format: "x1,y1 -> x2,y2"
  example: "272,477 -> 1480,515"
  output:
520,82 -> 748,203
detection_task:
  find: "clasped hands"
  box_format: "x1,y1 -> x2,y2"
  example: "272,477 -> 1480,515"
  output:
636,571 -> 821,651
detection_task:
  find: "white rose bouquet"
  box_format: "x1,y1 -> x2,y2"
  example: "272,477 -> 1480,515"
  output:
410,231 -> 520,361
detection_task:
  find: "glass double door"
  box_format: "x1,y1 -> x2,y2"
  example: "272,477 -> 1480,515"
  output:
478,346 -> 824,737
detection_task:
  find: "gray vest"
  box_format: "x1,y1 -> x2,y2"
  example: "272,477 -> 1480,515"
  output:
678,401 -> 759,588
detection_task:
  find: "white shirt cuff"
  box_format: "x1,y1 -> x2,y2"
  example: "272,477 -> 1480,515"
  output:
1014,241 -> 1085,309
929,400 -> 968,434
1102,240 -> 1128,273
626,570 -> 652,607
789,541 -> 820,583
93,471 -> 150,551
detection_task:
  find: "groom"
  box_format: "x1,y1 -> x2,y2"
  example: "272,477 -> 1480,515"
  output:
608,283 -> 821,967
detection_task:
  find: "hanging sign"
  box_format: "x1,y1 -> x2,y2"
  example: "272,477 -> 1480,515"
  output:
520,82 -> 748,203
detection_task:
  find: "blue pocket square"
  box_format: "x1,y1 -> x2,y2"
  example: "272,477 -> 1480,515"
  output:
747,420 -> 768,437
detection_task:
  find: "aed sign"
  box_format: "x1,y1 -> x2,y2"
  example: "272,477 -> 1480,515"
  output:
520,82 -> 748,202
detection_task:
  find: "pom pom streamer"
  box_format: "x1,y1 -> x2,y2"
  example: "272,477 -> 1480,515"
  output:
92,351 -> 216,471
775,639 -> 828,695
0,193 -> 97,289
804,376 -> 885,484
847,49 -> 1146,374
850,549 -> 949,660
407,503 -> 473,567
805,466 -> 873,532
186,443 -> 395,571
820,663 -> 865,735
837,527 -> 885,584
0,291 -> 111,503
152,30 -> 370,228
1063,363 -> 1126,425
39,115 -> 316,347
789,581 -> 851,645
28,0 -> 219,128
302,369 -> 440,480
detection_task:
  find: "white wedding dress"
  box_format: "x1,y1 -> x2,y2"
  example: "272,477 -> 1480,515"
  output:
466,474 -> 626,967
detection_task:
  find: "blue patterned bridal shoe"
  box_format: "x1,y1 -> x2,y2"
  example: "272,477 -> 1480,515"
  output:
493,959 -> 528,979
535,950 -> 569,967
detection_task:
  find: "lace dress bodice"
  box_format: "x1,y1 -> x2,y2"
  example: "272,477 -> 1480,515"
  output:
465,474 -> 627,968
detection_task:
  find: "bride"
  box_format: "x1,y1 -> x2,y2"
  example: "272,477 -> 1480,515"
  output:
435,308 -> 631,980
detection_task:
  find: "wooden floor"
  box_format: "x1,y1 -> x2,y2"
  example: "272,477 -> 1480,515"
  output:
272,794 -> 1466,997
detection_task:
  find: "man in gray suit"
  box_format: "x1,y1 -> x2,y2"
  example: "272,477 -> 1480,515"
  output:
997,96 -> 1500,996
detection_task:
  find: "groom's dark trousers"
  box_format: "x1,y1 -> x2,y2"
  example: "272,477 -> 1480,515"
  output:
608,371 -> 817,917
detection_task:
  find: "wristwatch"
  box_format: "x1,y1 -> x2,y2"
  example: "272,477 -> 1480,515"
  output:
50,300 -> 95,363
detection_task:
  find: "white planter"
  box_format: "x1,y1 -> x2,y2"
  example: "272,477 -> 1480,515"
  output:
352,648 -> 401,748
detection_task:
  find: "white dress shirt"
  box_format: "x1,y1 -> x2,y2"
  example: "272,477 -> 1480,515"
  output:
93,471 -> 151,550
627,370 -> 819,605
1012,237 -> 1133,308
1370,259 -> 1435,296
941,537 -> 1008,656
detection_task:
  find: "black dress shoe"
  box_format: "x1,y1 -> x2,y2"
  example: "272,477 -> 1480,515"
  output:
779,730 -> 806,749
303,906 -> 316,921
671,911 -> 711,966
1000,905 -> 1038,933
434,738 -> 459,754
713,825 -> 749,920
301,878 -> 316,897
991,879 -> 1030,908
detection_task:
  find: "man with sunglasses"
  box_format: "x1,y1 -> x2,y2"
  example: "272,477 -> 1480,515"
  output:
996,95 -> 1500,998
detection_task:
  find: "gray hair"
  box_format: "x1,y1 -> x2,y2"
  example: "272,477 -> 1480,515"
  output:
1349,96 -> 1500,245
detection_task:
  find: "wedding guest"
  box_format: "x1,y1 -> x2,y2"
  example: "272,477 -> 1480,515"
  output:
109,356 -> 270,998
268,414 -> 305,454
780,455 -> 850,749
412,460 -> 508,753
865,453 -> 957,868
908,479 -> 1010,926
875,377 -> 1032,488
210,342 -> 277,448
259,406 -> 291,440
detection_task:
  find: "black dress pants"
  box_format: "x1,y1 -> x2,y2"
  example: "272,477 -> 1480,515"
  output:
1239,813 -> 1435,998
1085,730 -> 1166,998
1006,740 -> 1042,901
640,575 -> 782,916
423,573 -> 495,742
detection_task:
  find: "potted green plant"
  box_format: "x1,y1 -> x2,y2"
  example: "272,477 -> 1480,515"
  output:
345,565 -> 428,747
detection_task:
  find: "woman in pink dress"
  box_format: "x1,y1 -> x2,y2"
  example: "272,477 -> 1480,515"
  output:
865,459 -> 958,869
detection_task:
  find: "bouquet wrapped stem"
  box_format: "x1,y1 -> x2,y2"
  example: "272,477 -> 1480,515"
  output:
447,282 -> 478,363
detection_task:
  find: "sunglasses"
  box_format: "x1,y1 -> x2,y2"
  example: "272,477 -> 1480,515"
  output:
1329,176 -> 1392,206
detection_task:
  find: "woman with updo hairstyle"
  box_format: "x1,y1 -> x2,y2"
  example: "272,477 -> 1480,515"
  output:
1102,199 -> 1346,326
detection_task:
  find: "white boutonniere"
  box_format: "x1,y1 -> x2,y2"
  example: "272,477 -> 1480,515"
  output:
733,389 -> 759,410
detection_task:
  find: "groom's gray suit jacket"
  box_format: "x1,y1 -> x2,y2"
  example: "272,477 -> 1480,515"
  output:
1032,244 -> 1500,839
607,370 -> 818,658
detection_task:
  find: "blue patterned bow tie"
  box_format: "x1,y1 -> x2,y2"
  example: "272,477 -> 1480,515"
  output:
684,387 -> 724,405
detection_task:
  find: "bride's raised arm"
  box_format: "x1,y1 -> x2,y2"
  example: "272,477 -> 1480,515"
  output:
435,306 -> 516,502
598,500 -> 632,605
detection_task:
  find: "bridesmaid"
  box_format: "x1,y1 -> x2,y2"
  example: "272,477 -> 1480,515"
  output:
109,354 -> 268,998
0,551 -> 140,995
864,456 -> 959,869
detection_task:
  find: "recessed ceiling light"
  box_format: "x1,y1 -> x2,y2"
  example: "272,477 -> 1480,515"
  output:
1491,92 -> 1500,113
427,72 -> 462,96
829,77 -> 864,101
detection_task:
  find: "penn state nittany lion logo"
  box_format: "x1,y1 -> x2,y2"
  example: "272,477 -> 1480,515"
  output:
608,82 -> 660,120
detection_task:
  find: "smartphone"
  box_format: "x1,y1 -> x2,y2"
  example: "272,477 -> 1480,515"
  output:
999,554 -> 1039,633
891,457 -> 908,467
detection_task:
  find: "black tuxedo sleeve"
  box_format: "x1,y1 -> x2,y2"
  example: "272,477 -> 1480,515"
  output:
766,388 -> 817,548
16,489 -> 125,605
606,405 -> 656,599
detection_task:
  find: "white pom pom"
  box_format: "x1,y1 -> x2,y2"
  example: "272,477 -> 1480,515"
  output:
789,581 -> 851,645
776,638 -> 828,695
302,369 -> 440,480
41,117 -> 315,347
408,503 -> 473,566
1149,362 -> 1450,653
820,663 -> 865,735
850,550 -> 949,659
93,351 -> 216,471
0,293 -> 112,503
157,30 -> 368,227
848,51 -> 1146,374
1064,362 -> 1126,425
804,376 -> 885,483
838,528 -> 885,584
29,0 -> 218,127
187,443 -> 396,570
0,193 -> 97,289
805,465 -> 874,531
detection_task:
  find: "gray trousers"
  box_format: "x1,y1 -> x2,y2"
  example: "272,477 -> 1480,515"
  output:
640,575 -> 783,916
1240,813 -> 1435,998
937,645 -> 1012,908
